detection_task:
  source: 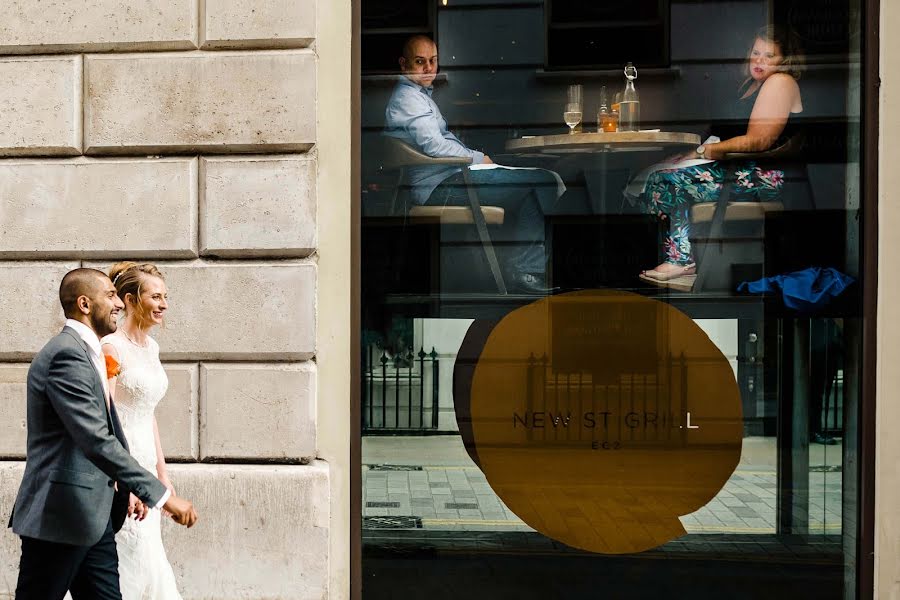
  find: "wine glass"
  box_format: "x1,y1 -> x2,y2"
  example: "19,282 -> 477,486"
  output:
564,102 -> 583,134
565,84 -> 583,134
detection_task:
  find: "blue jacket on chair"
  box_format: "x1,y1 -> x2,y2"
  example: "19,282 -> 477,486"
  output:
737,267 -> 855,313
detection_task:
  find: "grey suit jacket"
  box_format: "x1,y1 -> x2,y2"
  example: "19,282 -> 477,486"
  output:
9,327 -> 167,546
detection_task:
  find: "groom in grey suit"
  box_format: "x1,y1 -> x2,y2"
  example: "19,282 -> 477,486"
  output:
9,268 -> 198,599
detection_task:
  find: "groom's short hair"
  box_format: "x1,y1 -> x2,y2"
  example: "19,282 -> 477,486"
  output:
59,268 -> 109,317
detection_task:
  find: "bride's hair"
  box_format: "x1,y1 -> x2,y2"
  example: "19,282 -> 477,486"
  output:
108,261 -> 166,327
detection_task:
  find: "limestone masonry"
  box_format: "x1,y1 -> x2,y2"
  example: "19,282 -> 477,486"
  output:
0,1 -> 327,598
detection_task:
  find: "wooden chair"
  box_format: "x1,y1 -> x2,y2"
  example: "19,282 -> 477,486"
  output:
378,136 -> 508,294
690,135 -> 812,291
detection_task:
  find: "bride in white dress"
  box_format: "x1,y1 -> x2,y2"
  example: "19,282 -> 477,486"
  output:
101,261 -> 183,600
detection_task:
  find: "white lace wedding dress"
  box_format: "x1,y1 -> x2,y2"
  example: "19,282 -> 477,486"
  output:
102,331 -> 183,600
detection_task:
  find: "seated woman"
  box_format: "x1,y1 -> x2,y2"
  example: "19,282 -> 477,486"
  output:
634,25 -> 804,290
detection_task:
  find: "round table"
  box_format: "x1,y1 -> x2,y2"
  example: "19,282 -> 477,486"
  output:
505,131 -> 702,212
505,131 -> 701,153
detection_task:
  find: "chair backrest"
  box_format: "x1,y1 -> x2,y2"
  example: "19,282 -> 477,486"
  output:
723,134 -> 805,162
378,136 -> 471,171
767,134 -> 804,160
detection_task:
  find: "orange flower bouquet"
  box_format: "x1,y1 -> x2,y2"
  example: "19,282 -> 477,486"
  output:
104,354 -> 121,379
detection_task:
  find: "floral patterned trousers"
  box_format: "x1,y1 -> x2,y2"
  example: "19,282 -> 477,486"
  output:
639,161 -> 785,265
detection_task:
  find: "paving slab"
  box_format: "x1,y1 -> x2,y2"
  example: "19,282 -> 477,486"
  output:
362,435 -> 841,536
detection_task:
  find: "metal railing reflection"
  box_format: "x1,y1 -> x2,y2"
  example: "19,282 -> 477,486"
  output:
363,345 -> 440,433
523,353 -> 690,447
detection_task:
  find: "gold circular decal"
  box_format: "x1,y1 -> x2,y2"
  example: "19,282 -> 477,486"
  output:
460,290 -> 743,554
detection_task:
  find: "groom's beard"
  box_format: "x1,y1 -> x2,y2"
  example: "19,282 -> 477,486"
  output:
90,312 -> 117,338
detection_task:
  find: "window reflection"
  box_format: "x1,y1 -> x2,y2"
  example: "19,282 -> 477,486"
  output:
361,0 -> 863,597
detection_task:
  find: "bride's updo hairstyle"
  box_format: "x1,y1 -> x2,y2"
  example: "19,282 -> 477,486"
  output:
108,261 -> 166,327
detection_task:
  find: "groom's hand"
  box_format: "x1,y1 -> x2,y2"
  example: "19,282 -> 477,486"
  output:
163,495 -> 198,528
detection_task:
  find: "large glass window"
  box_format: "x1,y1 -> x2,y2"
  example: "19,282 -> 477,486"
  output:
360,0 -> 868,597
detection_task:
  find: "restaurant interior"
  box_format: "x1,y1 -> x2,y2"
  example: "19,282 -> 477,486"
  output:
358,1 -> 865,598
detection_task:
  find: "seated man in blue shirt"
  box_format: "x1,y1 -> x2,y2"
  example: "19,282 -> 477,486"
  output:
384,35 -> 561,294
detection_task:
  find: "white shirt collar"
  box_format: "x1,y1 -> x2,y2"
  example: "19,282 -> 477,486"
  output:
64,319 -> 103,358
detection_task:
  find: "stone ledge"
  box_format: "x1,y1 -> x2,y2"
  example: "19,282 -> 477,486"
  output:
84,51 -> 316,155
164,462 -> 330,599
0,461 -> 330,599
0,158 -> 198,260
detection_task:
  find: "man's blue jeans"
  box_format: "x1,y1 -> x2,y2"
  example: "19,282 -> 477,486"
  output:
426,168 -> 560,275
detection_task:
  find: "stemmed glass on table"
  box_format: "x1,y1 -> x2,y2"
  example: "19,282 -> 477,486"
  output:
564,84 -> 583,134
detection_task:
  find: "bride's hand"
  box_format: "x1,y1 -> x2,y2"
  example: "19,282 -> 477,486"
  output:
127,493 -> 138,518
128,493 -> 149,521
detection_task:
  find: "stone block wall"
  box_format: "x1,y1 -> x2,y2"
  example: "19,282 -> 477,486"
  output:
0,2 -> 332,598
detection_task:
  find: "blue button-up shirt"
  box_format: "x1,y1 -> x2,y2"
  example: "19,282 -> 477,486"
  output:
384,76 -> 484,204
